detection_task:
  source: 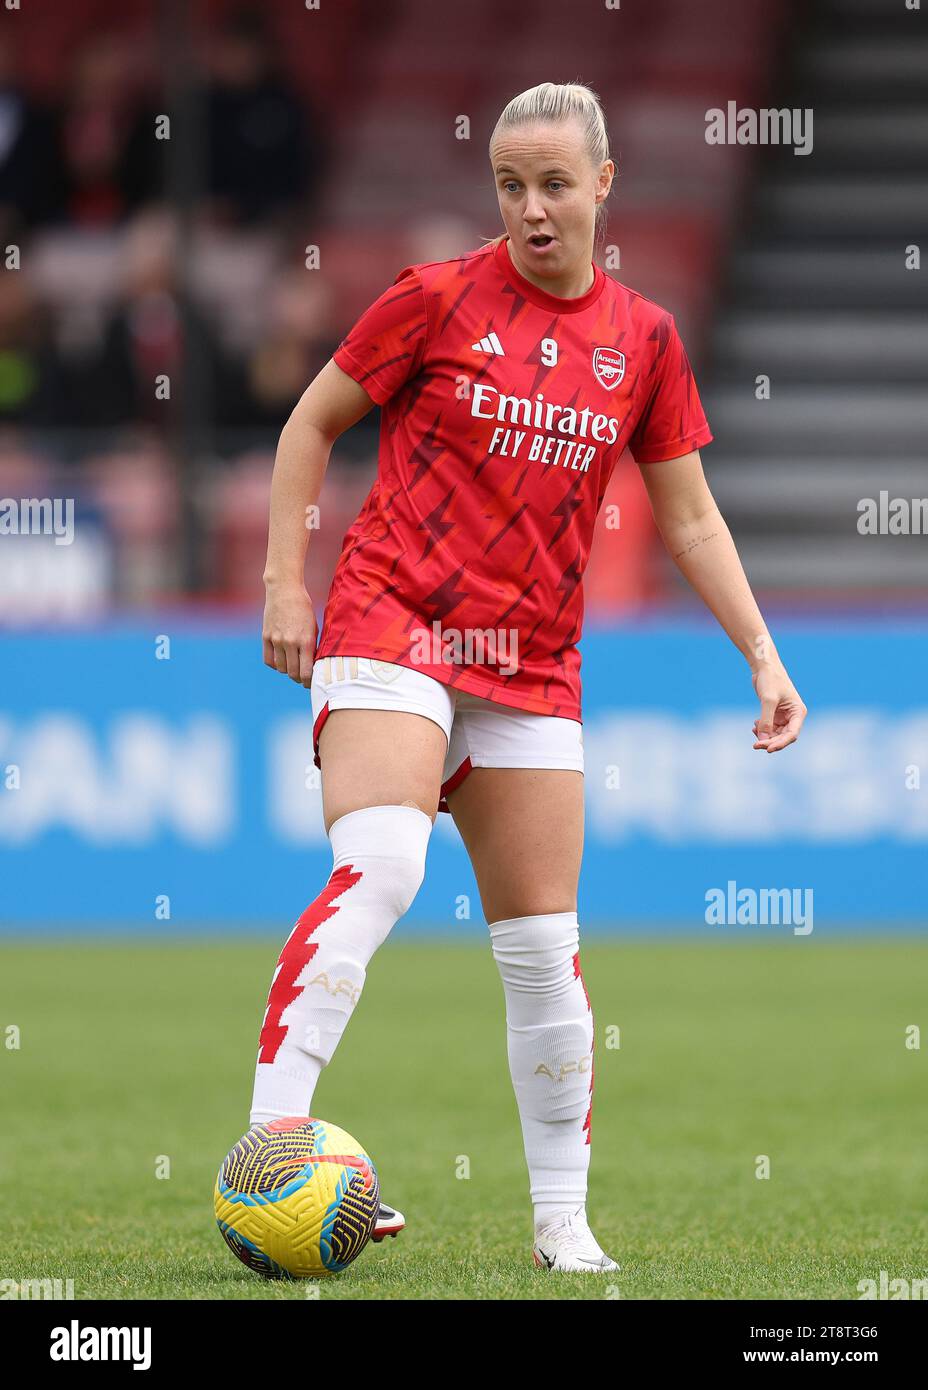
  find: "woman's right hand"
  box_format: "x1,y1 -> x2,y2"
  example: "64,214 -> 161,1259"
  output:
262,581 -> 318,688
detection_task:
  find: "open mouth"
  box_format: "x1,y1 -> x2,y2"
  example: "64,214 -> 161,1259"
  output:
528,233 -> 556,248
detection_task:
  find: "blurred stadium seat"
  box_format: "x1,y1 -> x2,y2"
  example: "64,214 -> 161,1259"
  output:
2,0 -> 923,619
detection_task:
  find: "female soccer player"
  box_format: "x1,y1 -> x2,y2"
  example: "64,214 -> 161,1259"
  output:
251,82 -> 807,1272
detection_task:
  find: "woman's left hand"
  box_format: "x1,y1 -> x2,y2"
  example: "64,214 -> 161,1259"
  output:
751,665 -> 807,753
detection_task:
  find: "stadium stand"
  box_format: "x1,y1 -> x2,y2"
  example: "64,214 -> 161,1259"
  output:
0,0 -> 850,620
704,0 -> 928,600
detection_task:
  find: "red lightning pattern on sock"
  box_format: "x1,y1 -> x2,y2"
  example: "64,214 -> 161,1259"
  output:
257,864 -> 362,1065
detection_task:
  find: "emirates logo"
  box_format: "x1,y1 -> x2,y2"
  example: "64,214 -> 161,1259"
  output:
592,346 -> 626,390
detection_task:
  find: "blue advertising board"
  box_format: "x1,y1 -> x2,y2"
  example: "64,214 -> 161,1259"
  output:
1,619 -> 926,933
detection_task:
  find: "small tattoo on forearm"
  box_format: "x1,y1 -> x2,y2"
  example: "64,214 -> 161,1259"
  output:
674,531 -> 718,559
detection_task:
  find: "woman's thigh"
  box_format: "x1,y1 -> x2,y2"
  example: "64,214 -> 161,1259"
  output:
312,657 -> 453,832
446,767 -> 584,923
317,708 -> 448,831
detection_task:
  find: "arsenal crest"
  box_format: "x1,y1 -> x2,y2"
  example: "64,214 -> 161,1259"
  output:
592,346 -> 626,390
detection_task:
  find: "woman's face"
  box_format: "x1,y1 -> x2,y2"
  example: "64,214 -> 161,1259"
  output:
491,121 -> 613,287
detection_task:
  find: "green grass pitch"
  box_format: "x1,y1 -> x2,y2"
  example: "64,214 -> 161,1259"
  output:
1,937 -> 925,1300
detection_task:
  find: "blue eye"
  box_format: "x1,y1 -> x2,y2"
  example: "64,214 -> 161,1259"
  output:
500,179 -> 565,193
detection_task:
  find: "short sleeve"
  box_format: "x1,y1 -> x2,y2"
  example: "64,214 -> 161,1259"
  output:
332,266 -> 430,406
627,313 -> 713,464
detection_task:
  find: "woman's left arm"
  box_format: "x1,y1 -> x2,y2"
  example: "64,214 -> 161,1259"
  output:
638,450 -> 807,754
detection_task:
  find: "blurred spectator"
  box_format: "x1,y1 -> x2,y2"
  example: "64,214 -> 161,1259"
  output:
83,439 -> 181,602
0,272 -> 55,425
403,213 -> 483,268
44,211 -> 229,430
223,261 -> 338,429
0,36 -> 62,237
203,9 -> 322,227
58,33 -> 162,228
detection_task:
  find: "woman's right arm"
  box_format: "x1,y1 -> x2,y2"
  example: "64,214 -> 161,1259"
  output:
262,358 -> 376,686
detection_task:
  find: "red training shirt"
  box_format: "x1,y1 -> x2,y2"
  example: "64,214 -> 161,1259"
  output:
316,234 -> 712,719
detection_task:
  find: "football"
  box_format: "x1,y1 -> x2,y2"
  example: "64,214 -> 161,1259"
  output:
214,1116 -> 380,1278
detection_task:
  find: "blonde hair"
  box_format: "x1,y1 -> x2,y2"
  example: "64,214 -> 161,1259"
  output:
487,81 -> 612,247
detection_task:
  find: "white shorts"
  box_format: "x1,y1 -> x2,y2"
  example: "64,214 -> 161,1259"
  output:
310,656 -> 583,813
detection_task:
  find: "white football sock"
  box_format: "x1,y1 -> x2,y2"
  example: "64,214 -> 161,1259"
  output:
250,804 -> 432,1126
489,912 -> 594,1225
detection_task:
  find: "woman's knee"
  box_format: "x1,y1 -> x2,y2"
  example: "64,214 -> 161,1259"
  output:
327,803 -> 432,939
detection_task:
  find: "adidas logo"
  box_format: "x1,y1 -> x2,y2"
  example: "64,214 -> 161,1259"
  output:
471,331 -> 505,356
